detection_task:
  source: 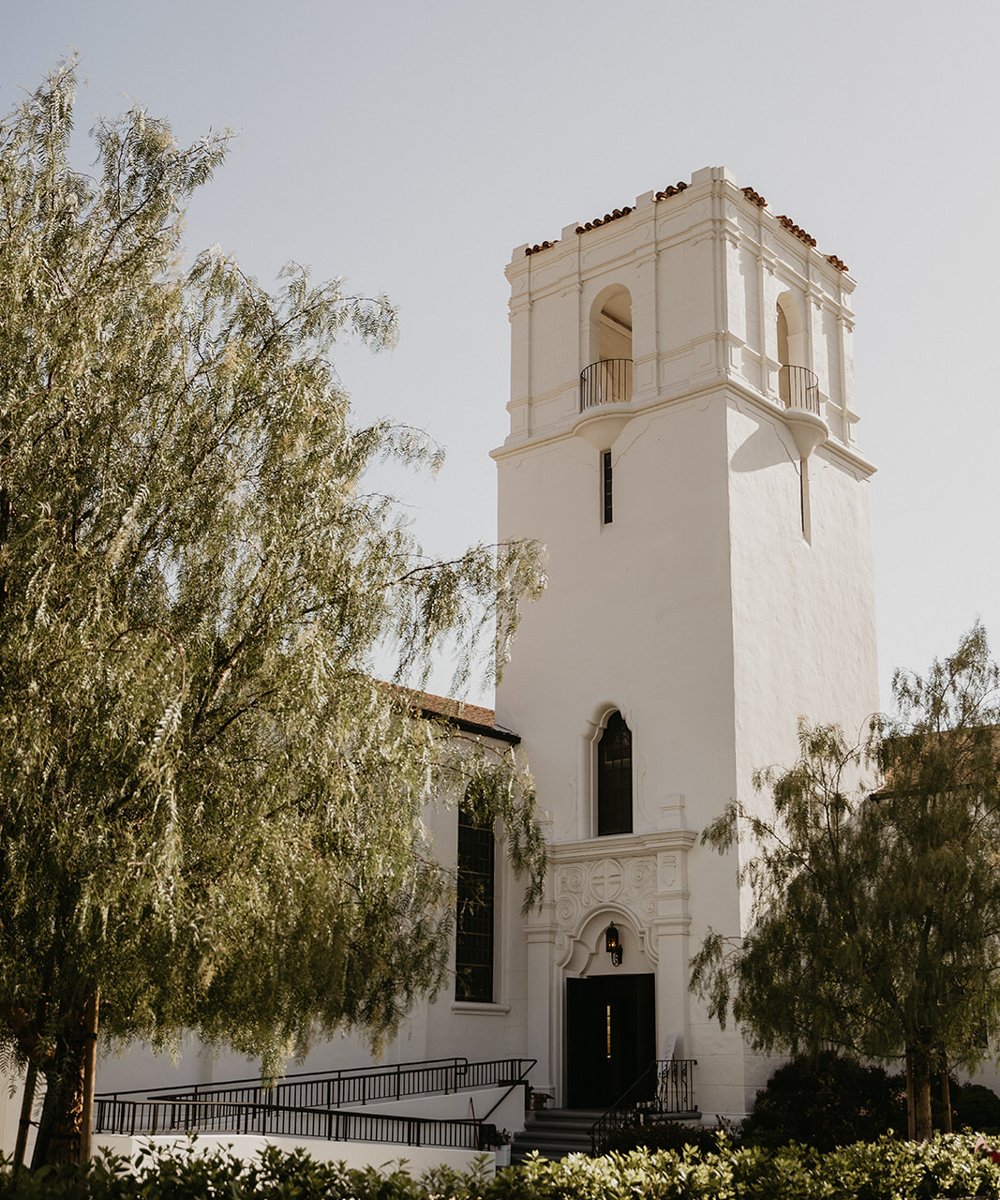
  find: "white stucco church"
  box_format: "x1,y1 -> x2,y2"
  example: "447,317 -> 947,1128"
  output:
3,166 -> 880,1155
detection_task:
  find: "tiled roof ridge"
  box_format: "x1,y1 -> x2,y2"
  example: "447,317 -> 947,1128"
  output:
774,213 -> 818,248
415,689 -> 497,727
575,204 -> 635,235
653,181 -> 688,202
390,685 -> 521,744
521,175 -> 850,273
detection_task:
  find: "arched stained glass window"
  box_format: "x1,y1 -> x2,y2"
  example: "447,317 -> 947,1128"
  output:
598,711 -> 632,836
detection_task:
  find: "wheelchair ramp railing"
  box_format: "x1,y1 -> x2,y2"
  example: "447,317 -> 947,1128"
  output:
92,1097 -> 502,1150
95,1056 -> 536,1153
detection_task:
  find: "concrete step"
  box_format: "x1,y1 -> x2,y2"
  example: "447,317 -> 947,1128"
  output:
510,1106 -> 706,1163
510,1108 -> 601,1162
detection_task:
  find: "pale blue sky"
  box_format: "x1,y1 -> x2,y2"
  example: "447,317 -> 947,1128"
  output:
3,0 -> 998,708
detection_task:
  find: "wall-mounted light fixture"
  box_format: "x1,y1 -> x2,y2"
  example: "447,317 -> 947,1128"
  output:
605,922 -> 623,967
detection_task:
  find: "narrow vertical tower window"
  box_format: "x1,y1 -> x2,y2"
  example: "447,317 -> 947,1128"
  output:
602,450 -> 613,525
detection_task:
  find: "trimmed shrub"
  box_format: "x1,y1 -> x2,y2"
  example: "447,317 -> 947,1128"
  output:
951,1082 -> 1000,1135
741,1051 -> 907,1151
602,1119 -> 724,1155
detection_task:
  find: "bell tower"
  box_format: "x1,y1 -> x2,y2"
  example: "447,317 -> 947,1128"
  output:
493,166 -> 878,1117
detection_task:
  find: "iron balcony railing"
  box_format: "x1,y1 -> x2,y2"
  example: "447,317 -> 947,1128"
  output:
92,1097 -> 500,1151
589,1058 -> 698,1155
778,364 -> 820,414
580,359 -> 633,410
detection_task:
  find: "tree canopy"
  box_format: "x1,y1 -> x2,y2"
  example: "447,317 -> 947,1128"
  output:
690,625 -> 1000,1141
0,64 -> 545,1165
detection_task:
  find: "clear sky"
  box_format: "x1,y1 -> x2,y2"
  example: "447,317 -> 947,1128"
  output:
3,0 -> 998,710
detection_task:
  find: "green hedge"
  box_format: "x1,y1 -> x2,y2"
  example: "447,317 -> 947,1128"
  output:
736,1052 -> 1000,1150
3,1136 -> 1000,1200
740,1051 -> 907,1150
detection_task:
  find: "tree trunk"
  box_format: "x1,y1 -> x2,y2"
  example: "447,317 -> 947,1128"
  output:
908,1046 -> 934,1141
905,1047 -> 916,1139
13,1061 -> 37,1171
31,1003 -> 91,1167
940,1064 -> 953,1133
16,947 -> 55,1169
79,990 -> 100,1162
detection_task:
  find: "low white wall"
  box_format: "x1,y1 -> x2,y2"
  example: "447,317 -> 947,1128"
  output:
94,1133 -> 496,1177
343,1084 -> 526,1135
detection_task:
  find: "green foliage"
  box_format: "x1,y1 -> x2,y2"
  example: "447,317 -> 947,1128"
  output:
602,1119 -> 725,1156
740,1053 -> 906,1151
0,62 -> 546,1160
950,1084 -> 1000,1136
732,1050 -> 1000,1151
5,1137 -> 1000,1200
691,626 -> 1000,1137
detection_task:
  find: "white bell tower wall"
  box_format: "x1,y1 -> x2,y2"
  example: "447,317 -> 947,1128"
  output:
493,166 -> 878,1118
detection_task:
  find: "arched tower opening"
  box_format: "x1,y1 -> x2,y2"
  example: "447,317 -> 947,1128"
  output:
775,292 -> 816,411
581,286 -> 633,409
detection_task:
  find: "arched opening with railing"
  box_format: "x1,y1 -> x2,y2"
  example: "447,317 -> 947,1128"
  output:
581,286 -> 633,410
776,292 -> 818,414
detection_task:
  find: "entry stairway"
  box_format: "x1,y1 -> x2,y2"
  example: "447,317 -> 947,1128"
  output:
512,1059 -> 699,1162
511,1109 -> 602,1162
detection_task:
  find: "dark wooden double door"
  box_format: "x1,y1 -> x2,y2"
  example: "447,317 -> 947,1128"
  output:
565,974 -> 655,1108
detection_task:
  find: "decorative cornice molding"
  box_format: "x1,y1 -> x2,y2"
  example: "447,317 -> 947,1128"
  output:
493,377 -> 876,477
550,829 -> 698,860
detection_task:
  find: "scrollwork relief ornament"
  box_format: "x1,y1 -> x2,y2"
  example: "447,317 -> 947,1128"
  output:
556,864 -> 586,898
625,856 -> 655,896
555,895 -> 579,930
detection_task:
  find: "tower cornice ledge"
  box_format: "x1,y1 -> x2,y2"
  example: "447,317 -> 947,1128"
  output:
491,377 -> 876,479
549,830 -> 699,860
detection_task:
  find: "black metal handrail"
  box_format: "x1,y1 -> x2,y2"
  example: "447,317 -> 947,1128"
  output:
589,1058 -> 697,1155
580,359 -> 633,410
92,1096 -> 498,1151
98,1057 -> 536,1115
96,1057 -> 466,1101
778,364 -> 820,414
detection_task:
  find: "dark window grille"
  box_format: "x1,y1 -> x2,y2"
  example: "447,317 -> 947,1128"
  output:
455,807 -> 495,1002
598,711 -> 632,835
603,450 -> 613,524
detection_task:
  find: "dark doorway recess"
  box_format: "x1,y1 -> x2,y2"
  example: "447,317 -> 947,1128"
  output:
565,973 -> 655,1108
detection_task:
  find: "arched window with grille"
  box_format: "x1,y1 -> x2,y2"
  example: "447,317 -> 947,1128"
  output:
597,710 -> 633,836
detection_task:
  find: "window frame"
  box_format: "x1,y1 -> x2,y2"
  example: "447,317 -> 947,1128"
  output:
596,710 -> 633,837
454,804 -> 496,1003
602,449 -> 613,525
